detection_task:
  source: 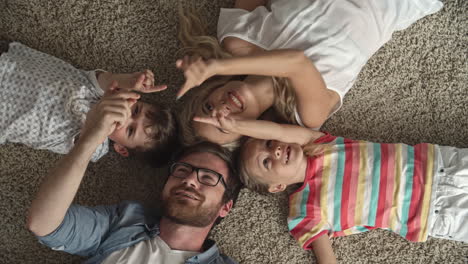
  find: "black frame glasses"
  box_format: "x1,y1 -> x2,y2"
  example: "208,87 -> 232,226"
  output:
169,162 -> 227,188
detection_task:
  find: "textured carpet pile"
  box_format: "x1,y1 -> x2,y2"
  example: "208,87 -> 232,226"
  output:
0,0 -> 467,263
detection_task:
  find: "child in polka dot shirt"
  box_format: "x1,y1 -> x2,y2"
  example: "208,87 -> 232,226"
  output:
0,42 -> 177,165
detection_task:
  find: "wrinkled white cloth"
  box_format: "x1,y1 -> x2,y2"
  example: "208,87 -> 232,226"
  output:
429,145 -> 468,243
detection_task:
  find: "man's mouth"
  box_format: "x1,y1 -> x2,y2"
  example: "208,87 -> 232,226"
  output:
174,189 -> 201,201
228,92 -> 243,110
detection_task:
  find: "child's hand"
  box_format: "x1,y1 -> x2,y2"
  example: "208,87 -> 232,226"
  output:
176,55 -> 217,99
99,70 -> 167,94
81,81 -> 139,144
194,110 -> 237,134
131,69 -> 167,93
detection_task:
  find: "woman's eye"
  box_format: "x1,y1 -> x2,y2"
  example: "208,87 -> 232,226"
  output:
205,103 -> 213,112
128,127 -> 134,137
263,158 -> 270,169
266,140 -> 272,148
132,106 -> 139,117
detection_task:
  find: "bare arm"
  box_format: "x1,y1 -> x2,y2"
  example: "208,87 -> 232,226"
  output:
27,88 -> 139,236
194,115 -> 324,146
311,235 -> 337,264
97,70 -> 167,93
177,50 -> 339,128
214,50 -> 339,128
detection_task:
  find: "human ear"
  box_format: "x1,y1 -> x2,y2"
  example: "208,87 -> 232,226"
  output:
113,143 -> 129,157
268,184 -> 287,193
219,200 -> 233,218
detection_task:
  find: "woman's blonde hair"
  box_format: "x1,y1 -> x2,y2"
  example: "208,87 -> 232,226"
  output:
238,139 -> 326,194
176,5 -> 298,148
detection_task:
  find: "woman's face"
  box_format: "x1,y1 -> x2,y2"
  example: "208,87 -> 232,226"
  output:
194,80 -> 267,144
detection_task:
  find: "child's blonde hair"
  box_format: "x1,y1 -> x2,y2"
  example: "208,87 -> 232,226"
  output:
238,139 -> 325,194
176,5 -> 299,148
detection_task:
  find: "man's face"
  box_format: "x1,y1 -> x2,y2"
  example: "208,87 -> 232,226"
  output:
161,152 -> 232,227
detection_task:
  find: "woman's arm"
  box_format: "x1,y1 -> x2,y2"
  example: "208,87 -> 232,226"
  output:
214,50 -> 339,128
221,37 -> 265,57
194,115 -> 324,146
177,50 -> 339,127
311,235 -> 337,264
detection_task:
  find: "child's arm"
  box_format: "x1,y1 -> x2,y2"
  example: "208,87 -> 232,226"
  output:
194,114 -> 325,146
176,51 -> 339,128
97,70 -> 167,94
311,235 -> 337,264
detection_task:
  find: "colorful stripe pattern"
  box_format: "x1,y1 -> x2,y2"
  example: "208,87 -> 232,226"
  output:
287,135 -> 437,250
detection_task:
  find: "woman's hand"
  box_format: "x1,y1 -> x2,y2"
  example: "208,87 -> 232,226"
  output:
176,55 -> 217,99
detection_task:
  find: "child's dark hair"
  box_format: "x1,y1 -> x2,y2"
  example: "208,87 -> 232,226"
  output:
131,104 -> 179,168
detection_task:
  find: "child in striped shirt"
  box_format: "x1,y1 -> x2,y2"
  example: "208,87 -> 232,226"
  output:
195,114 -> 468,263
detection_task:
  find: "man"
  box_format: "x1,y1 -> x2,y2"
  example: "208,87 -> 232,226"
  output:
26,87 -> 242,264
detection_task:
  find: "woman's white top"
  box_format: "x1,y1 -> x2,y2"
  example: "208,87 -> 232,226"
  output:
218,0 -> 443,125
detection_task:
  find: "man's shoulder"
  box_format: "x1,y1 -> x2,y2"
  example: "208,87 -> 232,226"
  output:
110,200 -> 160,224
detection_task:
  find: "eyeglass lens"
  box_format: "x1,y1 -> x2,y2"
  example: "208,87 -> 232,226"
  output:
171,163 -> 220,186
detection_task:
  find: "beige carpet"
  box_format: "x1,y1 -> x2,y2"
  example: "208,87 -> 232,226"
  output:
1,0 -> 467,263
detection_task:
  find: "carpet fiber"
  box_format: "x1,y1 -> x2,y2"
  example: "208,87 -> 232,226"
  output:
0,0 -> 467,263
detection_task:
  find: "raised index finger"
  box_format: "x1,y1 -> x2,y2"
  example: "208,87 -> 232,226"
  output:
176,81 -> 194,99
193,116 -> 220,127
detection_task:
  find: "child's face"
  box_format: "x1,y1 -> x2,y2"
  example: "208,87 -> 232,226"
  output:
243,138 -> 307,191
108,101 -> 156,149
194,81 -> 268,144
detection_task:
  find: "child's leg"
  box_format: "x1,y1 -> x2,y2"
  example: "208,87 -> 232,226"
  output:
428,146 -> 468,243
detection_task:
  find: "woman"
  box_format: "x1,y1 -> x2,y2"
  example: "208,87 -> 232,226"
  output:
176,0 -> 443,147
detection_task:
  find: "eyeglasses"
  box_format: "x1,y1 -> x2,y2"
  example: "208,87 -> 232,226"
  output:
169,162 -> 227,188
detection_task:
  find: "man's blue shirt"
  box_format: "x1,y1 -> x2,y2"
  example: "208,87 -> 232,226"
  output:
35,201 -> 237,264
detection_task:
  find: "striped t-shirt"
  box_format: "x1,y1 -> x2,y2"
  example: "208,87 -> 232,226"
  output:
288,134 -> 439,250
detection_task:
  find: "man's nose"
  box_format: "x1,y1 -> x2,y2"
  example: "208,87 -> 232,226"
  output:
182,171 -> 199,188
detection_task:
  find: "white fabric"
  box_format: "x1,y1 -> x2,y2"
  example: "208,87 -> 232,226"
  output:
217,0 -> 443,125
428,145 -> 468,243
101,236 -> 199,264
0,42 -> 108,161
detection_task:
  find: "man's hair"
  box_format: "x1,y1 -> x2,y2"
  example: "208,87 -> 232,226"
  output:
131,104 -> 179,168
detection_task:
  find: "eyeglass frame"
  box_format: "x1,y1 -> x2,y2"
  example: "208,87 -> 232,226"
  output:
169,162 -> 228,188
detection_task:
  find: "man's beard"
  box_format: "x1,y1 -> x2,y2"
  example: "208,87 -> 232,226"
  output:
161,187 -> 223,227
